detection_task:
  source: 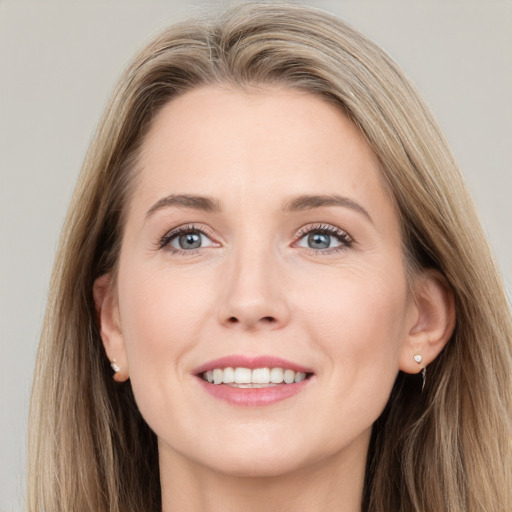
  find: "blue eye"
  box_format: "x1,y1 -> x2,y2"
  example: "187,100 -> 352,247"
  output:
174,231 -> 203,250
295,225 -> 352,252
160,226 -> 216,252
305,232 -> 337,249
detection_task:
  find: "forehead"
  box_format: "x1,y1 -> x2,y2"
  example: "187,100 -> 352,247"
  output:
130,85 -> 396,228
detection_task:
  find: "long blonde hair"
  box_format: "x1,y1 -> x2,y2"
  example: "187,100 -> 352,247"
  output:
29,3 -> 512,511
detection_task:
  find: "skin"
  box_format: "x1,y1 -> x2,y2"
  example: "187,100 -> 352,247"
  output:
96,86 -> 454,512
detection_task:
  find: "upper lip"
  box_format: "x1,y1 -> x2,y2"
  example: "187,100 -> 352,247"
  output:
193,355 -> 314,375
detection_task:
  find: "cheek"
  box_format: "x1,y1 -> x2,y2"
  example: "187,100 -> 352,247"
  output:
298,264 -> 409,384
116,263 -> 215,385
296,269 -> 409,442
115,262 -> 221,436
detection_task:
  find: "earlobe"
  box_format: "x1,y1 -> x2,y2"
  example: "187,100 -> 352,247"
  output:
93,274 -> 129,382
399,270 -> 456,374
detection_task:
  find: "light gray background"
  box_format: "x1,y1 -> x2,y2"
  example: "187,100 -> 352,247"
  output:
1,1 -> 511,510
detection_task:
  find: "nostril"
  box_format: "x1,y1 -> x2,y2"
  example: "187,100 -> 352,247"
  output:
226,315 -> 276,325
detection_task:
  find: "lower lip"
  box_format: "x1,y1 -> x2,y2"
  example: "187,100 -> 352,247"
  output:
197,377 -> 312,406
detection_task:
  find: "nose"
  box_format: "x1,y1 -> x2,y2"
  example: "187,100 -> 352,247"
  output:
216,246 -> 291,331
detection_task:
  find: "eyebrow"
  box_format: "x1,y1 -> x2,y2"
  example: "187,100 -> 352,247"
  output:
146,194 -> 221,217
146,193 -> 372,224
283,194 -> 373,224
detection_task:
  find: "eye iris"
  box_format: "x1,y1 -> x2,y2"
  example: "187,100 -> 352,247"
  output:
178,232 -> 201,249
308,232 -> 330,249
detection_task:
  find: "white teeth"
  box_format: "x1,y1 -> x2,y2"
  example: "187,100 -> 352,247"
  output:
213,368 -> 223,385
295,372 -> 306,383
283,369 -> 295,384
202,367 -> 310,386
223,367 -> 235,383
252,368 -> 270,384
234,367 -> 252,384
270,367 -> 284,383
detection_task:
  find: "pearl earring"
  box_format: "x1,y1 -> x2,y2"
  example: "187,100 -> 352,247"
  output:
413,354 -> 426,391
110,359 -> 120,373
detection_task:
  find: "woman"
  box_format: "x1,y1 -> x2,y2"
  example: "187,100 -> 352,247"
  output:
28,3 -> 512,511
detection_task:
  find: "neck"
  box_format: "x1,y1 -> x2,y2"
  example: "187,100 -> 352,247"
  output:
159,433 -> 368,512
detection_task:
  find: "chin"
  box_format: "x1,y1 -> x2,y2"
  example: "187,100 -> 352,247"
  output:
162,430 -> 315,479
204,451 -> 309,479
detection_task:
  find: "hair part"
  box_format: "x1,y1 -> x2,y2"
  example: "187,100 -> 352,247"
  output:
29,3 -> 512,511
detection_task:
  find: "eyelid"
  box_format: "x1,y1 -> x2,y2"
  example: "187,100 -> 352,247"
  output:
295,223 -> 350,238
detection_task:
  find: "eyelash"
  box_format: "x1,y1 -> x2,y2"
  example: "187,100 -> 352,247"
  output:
158,223 -> 353,255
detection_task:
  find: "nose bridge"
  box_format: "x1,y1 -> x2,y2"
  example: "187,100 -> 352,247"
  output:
217,234 -> 289,330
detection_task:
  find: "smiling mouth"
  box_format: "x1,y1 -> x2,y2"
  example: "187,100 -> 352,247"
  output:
200,367 -> 312,387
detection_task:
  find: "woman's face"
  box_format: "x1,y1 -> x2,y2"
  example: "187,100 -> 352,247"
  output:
104,86 -> 421,477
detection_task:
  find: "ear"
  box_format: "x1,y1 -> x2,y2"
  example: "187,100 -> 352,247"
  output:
93,274 -> 129,382
399,270 -> 456,374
